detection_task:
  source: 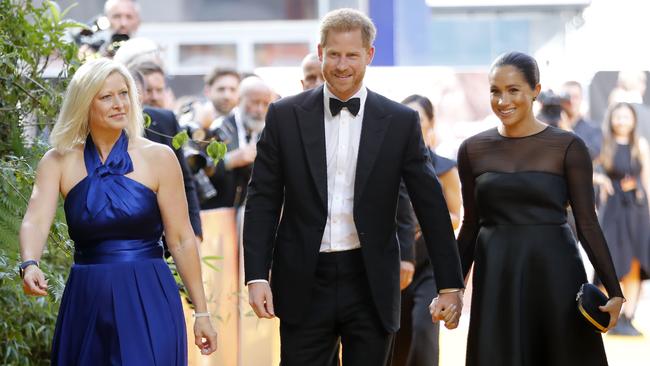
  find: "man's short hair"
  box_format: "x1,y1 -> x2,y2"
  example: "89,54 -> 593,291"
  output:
204,67 -> 241,87
132,61 -> 164,77
319,8 -> 376,49
127,67 -> 145,89
104,0 -> 141,16
562,80 -> 582,92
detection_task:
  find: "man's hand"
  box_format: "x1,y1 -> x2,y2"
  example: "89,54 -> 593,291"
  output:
225,145 -> 257,169
429,290 -> 463,329
399,261 -> 415,290
248,281 -> 275,319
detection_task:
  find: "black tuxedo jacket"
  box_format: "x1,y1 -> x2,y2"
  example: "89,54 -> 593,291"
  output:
243,86 -> 463,332
143,106 -> 202,237
202,114 -> 253,209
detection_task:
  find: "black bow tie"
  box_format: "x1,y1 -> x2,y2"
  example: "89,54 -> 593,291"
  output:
329,97 -> 360,117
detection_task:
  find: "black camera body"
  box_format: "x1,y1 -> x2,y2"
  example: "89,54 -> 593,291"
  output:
180,116 -> 236,204
70,16 -> 129,57
537,90 -> 570,126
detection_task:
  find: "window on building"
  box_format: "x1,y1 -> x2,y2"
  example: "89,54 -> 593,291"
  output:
254,42 -> 310,67
179,44 -> 238,69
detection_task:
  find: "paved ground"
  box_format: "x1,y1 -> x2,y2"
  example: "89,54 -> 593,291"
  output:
439,283 -> 650,365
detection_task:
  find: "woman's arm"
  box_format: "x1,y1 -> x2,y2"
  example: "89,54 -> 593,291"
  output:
153,144 -> 217,355
456,141 -> 480,282
438,167 -> 462,230
20,149 -> 63,296
565,137 -> 624,329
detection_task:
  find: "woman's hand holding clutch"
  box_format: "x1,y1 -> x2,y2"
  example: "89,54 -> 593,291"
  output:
599,296 -> 625,331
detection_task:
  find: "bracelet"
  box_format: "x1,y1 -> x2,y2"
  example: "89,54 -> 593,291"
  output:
438,288 -> 462,294
19,260 -> 39,279
192,311 -> 211,318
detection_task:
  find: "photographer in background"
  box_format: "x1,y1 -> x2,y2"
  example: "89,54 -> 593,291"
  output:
196,68 -> 241,129
200,76 -> 273,210
536,89 -> 567,127
560,81 -> 602,160
104,0 -> 140,37
76,0 -> 141,59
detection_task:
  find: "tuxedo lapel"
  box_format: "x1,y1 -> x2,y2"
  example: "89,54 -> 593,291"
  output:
295,87 -> 328,210
354,90 -> 391,207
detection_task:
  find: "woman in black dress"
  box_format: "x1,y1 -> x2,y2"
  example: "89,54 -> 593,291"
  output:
457,51 -> 624,365
596,102 -> 650,336
393,94 -> 462,366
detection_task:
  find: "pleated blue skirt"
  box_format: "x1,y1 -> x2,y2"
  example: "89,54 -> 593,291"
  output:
51,258 -> 187,365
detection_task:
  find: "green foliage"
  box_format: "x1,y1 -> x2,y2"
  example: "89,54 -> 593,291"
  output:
150,124 -> 227,163
0,0 -> 78,364
206,140 -> 227,163
0,148 -> 73,365
201,255 -> 224,272
172,130 -> 190,150
0,0 -> 80,156
143,112 -> 152,128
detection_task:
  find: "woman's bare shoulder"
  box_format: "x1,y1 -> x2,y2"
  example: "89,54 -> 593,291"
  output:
131,136 -> 177,164
41,144 -> 83,166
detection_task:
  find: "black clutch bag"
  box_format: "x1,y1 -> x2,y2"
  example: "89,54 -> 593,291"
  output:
576,283 -> 610,333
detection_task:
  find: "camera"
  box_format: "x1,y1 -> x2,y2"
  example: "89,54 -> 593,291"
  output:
177,102 -> 235,204
69,15 -> 129,57
537,90 -> 570,126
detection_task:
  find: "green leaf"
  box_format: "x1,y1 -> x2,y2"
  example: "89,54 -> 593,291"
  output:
60,20 -> 89,30
59,2 -> 79,19
45,1 -> 60,24
171,130 -> 189,150
201,255 -> 223,261
206,141 -> 227,163
201,255 -> 223,272
143,112 -> 152,128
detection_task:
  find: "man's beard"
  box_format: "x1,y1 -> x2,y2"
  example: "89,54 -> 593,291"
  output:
243,114 -> 265,133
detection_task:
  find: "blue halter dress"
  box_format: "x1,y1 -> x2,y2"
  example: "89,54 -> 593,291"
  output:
51,131 -> 187,365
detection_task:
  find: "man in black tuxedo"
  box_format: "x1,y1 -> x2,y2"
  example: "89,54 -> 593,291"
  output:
243,8 -> 464,365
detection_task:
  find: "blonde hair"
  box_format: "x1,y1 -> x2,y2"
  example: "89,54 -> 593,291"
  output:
50,58 -> 143,151
319,8 -> 376,49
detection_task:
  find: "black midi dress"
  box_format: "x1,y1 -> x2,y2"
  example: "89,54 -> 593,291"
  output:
457,126 -> 623,366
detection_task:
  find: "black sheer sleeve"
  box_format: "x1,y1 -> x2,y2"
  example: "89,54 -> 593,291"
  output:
565,137 -> 624,298
456,141 -> 480,279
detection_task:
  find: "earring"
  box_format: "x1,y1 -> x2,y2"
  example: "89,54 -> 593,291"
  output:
532,96 -> 537,102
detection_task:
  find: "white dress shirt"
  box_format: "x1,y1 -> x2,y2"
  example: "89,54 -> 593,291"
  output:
246,85 -> 367,284
320,85 -> 367,252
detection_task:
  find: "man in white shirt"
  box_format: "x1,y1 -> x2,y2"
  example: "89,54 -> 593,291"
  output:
243,8 -> 464,366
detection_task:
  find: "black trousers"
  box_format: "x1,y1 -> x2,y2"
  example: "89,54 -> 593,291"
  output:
280,249 -> 394,366
392,265 -> 439,366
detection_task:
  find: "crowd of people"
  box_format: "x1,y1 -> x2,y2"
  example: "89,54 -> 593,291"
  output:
16,0 -> 649,365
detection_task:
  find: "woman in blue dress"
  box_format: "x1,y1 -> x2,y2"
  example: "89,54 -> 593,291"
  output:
19,58 -> 217,365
